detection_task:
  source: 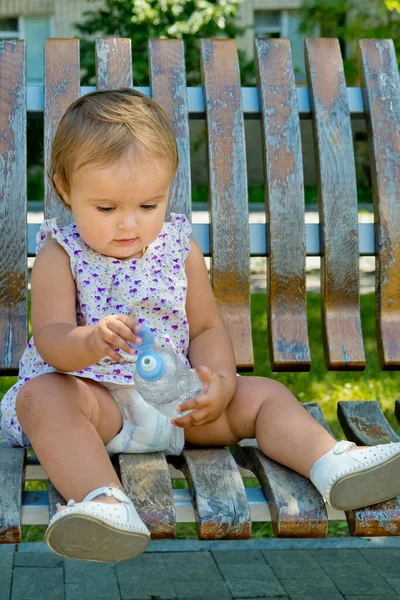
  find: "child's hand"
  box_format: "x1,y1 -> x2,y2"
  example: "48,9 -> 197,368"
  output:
85,315 -> 142,363
171,366 -> 233,428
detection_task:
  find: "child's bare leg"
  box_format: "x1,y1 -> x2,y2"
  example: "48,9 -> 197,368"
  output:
185,376 -> 400,510
16,373 -> 123,503
184,376 -> 336,478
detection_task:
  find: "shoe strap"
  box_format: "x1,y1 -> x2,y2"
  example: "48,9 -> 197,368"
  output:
333,440 -> 357,454
82,486 -> 131,504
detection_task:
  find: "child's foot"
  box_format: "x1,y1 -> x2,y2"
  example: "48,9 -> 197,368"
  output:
46,486 -> 150,562
310,440 -> 400,510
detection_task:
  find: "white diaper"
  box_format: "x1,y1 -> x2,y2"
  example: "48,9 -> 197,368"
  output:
104,384 -> 184,456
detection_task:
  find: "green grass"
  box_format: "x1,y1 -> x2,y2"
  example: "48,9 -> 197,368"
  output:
3,291 -> 399,542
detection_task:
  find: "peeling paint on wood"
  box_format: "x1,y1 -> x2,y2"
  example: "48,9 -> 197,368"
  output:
96,39 -> 133,90
0,40 -> 27,373
201,39 -> 252,370
0,447 -> 24,543
256,39 -> 310,372
305,38 -> 365,370
119,453 -> 175,538
358,40 -> 400,368
171,448 -> 251,540
44,39 -> 79,224
149,40 -> 191,219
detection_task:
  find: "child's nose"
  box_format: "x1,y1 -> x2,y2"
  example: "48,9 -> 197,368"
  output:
119,213 -> 137,230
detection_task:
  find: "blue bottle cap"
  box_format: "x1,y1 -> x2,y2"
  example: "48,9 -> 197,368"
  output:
136,351 -> 166,381
128,325 -> 155,353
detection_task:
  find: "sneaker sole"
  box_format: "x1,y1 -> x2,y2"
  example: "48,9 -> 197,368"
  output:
330,451 -> 400,511
45,514 -> 150,562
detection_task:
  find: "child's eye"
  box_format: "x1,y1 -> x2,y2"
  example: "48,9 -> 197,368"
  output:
97,206 -> 115,213
141,204 -> 157,211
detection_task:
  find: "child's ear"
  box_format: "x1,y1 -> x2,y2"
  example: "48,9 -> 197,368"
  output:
53,174 -> 71,207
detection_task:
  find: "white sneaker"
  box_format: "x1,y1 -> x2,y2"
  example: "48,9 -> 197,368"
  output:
310,440 -> 400,510
45,486 -> 150,562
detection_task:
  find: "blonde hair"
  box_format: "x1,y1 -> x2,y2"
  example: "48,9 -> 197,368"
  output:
49,88 -> 178,204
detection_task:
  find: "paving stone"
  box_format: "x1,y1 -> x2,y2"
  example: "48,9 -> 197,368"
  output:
116,554 -> 176,600
310,549 -> 368,575
11,566 -> 64,600
173,581 -> 232,600
14,552 -> 63,568
344,597 -> 398,600
385,578 -> 400,594
164,551 -> 223,581
359,549 -> 400,578
325,572 -> 397,598
0,553 -> 14,600
225,577 -> 286,598
212,550 -> 274,580
280,578 -> 344,600
64,560 -> 116,583
262,550 -> 328,580
64,560 -> 120,599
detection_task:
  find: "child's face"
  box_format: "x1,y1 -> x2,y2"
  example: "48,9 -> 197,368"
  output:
58,148 -> 173,260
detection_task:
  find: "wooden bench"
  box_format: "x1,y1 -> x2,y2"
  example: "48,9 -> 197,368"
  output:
1,36 -> 400,545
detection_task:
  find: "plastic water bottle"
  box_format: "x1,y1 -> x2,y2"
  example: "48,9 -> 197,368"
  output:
130,326 -> 203,417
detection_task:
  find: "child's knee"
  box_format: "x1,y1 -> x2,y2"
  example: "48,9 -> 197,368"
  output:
16,373 -> 68,419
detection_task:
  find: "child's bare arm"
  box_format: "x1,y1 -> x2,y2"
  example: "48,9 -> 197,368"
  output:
32,242 -> 139,371
182,238 -> 237,418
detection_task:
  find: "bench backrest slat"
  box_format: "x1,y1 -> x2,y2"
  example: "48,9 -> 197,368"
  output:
359,39 -> 400,369
0,40 -> 27,374
149,39 -> 192,219
256,39 -> 310,372
44,39 -> 80,224
305,38 -> 365,370
96,38 -> 133,89
201,39 -> 253,370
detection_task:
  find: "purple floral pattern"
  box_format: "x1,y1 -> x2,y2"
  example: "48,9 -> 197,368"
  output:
1,213 -> 192,448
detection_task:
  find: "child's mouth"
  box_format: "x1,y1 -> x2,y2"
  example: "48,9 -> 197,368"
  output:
114,238 -> 137,245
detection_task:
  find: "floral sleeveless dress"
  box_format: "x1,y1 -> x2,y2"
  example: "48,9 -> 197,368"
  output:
1,213 -> 191,448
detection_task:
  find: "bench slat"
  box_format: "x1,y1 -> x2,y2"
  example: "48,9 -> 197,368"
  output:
44,39 -> 80,224
170,448 -> 251,540
256,39 -> 310,371
96,38 -> 133,89
305,38 -> 365,370
201,39 -> 253,371
0,447 -> 25,542
0,40 -> 27,373
119,453 -> 175,538
358,39 -> 400,369
336,400 -> 400,535
149,40 -> 191,219
231,438 -> 328,538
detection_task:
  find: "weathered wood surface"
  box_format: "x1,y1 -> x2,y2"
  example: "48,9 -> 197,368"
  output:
96,38 -> 133,90
337,400 -> 400,535
200,39 -> 253,371
231,436 -> 328,538
44,39 -> 80,224
0,40 -> 27,375
305,38 -> 364,371
255,39 -> 310,372
149,40 -> 191,219
119,453 -> 175,538
0,447 -> 25,542
48,484 -> 66,520
171,448 -> 251,539
358,39 -> 400,369
338,400 -> 400,445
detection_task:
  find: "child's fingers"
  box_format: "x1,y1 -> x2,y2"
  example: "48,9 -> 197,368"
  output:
107,322 -> 141,351
103,345 -> 124,363
172,408 -> 209,428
